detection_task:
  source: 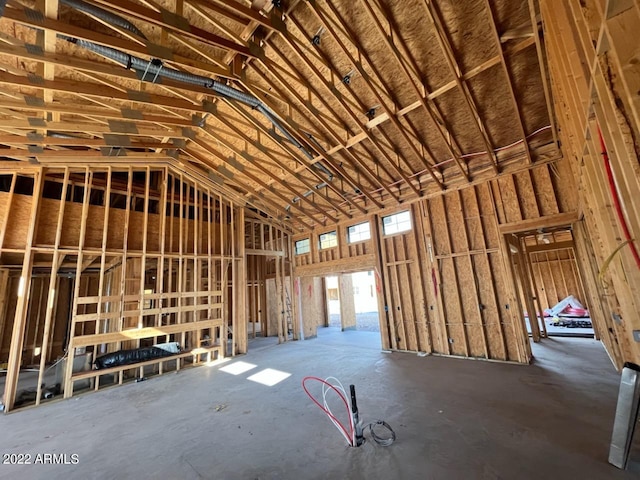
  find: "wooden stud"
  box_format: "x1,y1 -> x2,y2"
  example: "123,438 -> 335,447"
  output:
3,170 -> 44,411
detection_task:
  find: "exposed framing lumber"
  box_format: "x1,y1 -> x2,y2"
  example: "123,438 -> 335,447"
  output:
306,1 -> 447,188
527,0 -> 559,149
421,0 -> 499,174
3,170 -> 44,412
481,0 -> 534,164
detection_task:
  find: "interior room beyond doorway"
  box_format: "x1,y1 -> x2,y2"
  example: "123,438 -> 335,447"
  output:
326,271 -> 380,333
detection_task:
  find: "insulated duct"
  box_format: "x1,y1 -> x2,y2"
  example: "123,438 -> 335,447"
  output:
58,0 -> 334,190
60,0 -> 147,39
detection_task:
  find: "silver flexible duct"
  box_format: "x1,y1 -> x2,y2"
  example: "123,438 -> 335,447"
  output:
59,0 -> 335,199
60,0 -> 147,40
64,37 -> 335,178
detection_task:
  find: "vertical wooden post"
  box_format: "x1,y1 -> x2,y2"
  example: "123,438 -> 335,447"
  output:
230,202 -> 237,355
372,214 -> 392,350
0,174 -> 16,252
3,170 -> 43,412
236,206 -> 247,354
178,174 -> 184,361
0,269 -> 10,357
36,167 -> 69,405
64,168 -> 93,399
138,167 -> 150,347
157,168 -> 168,332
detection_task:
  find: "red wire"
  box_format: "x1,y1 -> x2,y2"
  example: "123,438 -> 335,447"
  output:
302,376 -> 354,445
597,127 -> 640,269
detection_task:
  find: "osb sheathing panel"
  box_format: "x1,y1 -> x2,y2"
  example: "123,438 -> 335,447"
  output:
508,49 -> 551,135
436,1 -> 499,73
433,88 -> 487,155
1,193 -> 32,249
530,165 -> 560,217
513,171 -> 539,219
296,276 -> 317,338
467,66 -> 523,149
0,0 -> 558,229
0,276 -> 19,361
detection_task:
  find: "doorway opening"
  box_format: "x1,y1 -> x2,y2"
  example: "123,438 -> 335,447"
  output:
504,226 -> 595,343
325,271 -> 380,333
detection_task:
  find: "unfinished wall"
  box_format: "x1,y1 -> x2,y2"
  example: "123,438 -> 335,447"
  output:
529,248 -> 586,310
248,217 -> 296,342
293,161 -> 577,363
540,0 -> 640,367
0,166 -> 243,412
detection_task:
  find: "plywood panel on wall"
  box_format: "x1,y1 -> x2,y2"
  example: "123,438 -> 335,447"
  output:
292,161 -> 575,364
297,276 -> 324,339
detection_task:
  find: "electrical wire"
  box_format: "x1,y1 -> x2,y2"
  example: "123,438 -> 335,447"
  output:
302,376 -> 354,446
597,126 -> 640,270
598,239 -> 634,289
322,376 -> 356,446
364,421 -> 396,446
302,376 -> 396,448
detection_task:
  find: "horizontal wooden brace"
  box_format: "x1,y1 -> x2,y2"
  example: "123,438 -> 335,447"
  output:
295,253 -> 376,277
525,240 -> 575,253
70,318 -> 223,347
246,248 -> 285,256
499,212 -> 579,234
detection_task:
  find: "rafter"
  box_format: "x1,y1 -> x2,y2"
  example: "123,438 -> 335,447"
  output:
421,0 -> 499,174
0,134 -> 181,149
266,17 -> 424,197
85,0 -> 259,57
206,112 -> 350,221
222,99 -> 370,215
527,0 -> 558,148
0,117 -> 188,138
3,6 -> 234,79
347,37 -> 535,141
5,96 -> 188,128
0,69 -> 215,118
306,1 -> 448,187
356,0 -> 474,180
481,0 -> 534,164
195,125 -> 337,224
188,140 -> 319,229
261,31 -> 409,202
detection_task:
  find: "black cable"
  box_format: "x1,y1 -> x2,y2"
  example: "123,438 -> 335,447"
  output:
364,421 -> 396,447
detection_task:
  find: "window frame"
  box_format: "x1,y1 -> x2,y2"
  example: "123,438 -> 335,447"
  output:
294,238 -> 311,255
318,230 -> 338,250
382,210 -> 412,236
347,221 -> 371,244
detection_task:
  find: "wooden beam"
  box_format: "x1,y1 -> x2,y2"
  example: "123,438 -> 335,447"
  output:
2,6 -> 235,78
87,0 -> 260,57
481,0 -> 534,164
421,0 -> 499,174
499,212 -> 579,234
3,170 -> 44,411
307,1 -> 447,188
528,0 -> 559,148
525,240 -> 575,253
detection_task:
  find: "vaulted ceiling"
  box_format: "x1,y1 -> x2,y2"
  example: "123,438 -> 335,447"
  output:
0,0 -> 557,231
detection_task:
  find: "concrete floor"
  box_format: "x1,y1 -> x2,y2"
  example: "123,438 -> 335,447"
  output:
1,327 -> 638,479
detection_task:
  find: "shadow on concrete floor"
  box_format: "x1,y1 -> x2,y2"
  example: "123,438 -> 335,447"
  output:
0,332 -> 635,480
